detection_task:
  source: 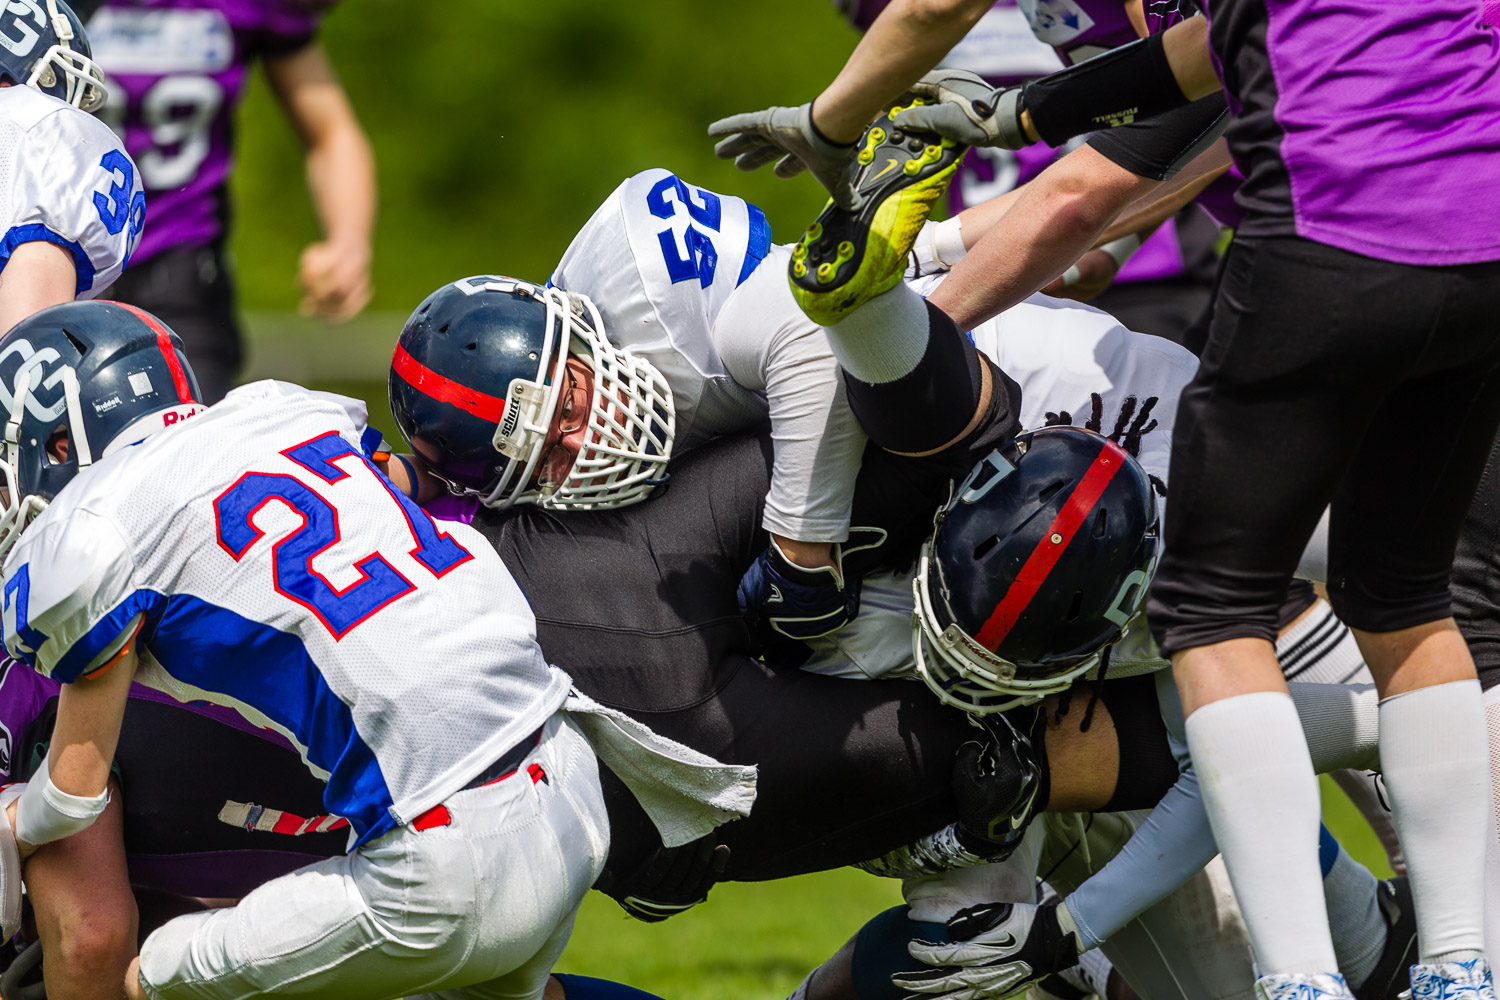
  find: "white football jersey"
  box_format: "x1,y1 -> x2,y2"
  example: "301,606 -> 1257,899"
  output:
551,168 -> 774,448
801,294 -> 1198,681
0,381 -> 569,848
0,86 -> 144,298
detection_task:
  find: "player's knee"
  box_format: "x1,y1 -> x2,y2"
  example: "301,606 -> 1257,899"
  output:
50,911 -> 137,985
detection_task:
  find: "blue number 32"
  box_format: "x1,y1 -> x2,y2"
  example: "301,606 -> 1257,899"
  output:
94,150 -> 147,252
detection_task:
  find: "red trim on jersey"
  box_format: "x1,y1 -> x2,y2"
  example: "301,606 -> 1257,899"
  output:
114,302 -> 194,404
973,441 -> 1129,650
528,763 -> 547,785
391,344 -> 507,423
413,805 -> 452,831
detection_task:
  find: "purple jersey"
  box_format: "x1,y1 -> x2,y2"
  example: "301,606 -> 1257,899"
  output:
86,1 -> 323,265
1202,0 -> 1500,264
1487,0 -> 1500,26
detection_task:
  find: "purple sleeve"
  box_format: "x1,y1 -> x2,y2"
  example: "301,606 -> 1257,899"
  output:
422,494 -> 481,525
0,660 -> 59,782
1484,0 -> 1500,26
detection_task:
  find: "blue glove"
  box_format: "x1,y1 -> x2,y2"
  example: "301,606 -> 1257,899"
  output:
738,540 -> 859,642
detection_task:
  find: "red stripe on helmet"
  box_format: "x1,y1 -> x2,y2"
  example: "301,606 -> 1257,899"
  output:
391,343 -> 506,423
114,302 -> 194,404
973,440 -> 1129,650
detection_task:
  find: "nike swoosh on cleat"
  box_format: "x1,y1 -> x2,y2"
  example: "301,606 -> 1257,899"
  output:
869,157 -> 900,183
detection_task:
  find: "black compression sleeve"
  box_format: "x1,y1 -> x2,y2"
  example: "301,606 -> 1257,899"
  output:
1086,92 -> 1229,181
1021,32 -> 1191,147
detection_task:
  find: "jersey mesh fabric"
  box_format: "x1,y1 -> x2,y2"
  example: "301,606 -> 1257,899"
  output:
0,87 -> 142,297
87,1 -> 323,263
2,380 -> 568,846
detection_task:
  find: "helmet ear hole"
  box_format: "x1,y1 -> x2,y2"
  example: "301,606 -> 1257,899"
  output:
44,426 -> 68,465
973,535 -> 1001,560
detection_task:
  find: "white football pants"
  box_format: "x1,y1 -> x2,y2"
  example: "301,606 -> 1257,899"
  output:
137,714 -> 609,1000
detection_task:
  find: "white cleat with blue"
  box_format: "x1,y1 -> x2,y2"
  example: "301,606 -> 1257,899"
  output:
1255,972 -> 1357,1000
1407,958 -> 1498,1000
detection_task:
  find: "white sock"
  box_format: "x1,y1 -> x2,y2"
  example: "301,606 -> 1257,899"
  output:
1322,831 -> 1387,990
1185,692 -> 1338,976
825,282 -> 930,384
1380,680 -> 1488,963
1484,687 -> 1500,961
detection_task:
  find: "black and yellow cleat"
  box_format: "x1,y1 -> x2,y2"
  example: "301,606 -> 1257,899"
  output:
788,101 -> 966,327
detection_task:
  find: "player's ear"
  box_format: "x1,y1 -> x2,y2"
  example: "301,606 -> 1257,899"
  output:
45,427 -> 69,464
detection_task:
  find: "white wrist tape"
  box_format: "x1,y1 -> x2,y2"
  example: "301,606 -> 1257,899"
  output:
1099,233 -> 1143,270
13,758 -> 109,846
1062,233 -> 1144,287
910,217 -> 968,276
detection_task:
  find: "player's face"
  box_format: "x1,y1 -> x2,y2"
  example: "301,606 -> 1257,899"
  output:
536,355 -> 595,489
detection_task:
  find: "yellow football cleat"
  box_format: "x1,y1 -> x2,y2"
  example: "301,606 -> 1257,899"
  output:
788,102 -> 967,327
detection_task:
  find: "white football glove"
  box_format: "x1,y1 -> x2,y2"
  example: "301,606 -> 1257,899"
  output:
894,71 -> 1030,150
893,899 -> 1081,1000
0,784 -> 26,940
708,102 -> 859,208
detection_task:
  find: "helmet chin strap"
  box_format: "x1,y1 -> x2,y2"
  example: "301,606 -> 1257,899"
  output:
47,0 -> 73,42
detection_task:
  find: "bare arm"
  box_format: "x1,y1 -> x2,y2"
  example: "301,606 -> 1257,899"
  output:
1096,141 -> 1231,244
264,42 -> 376,322
0,242 -> 78,334
26,781 -> 139,1000
812,0 -> 995,143
929,144 -> 1159,329
1162,16 -> 1219,100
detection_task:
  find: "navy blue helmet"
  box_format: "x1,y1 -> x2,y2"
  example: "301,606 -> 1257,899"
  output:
913,426 -> 1159,714
389,276 -> 674,511
0,300 -> 203,556
0,0 -> 106,111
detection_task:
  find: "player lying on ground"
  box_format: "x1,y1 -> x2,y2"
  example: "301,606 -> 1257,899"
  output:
0,0 -> 144,332
0,301 -> 754,1000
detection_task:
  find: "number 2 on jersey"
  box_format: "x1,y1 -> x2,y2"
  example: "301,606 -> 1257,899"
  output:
214,433 -> 472,639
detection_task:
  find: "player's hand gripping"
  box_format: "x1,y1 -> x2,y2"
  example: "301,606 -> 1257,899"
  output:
894,898 -> 1082,1000
738,538 -> 860,642
708,103 -> 860,208
894,71 -> 1033,150
951,710 -> 1045,860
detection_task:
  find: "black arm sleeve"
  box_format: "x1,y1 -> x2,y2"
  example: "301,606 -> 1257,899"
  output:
1021,31 -> 1194,147
1086,92 -> 1230,181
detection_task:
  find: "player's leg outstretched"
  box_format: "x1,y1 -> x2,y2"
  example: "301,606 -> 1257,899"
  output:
788,104 -> 965,327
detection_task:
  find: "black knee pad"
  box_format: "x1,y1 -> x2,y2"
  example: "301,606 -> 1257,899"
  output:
844,301 -> 984,454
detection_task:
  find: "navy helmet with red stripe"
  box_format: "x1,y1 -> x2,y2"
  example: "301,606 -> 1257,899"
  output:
913,426 -> 1159,715
0,300 -> 203,557
388,275 -> 674,511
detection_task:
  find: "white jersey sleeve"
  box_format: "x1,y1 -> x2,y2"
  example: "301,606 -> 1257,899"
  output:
712,244 -> 867,543
1,507 -> 138,680
0,88 -> 144,299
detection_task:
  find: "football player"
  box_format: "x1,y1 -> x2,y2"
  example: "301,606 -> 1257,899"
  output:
0,301 -> 745,1000
0,0 -> 143,333
89,0 -> 376,400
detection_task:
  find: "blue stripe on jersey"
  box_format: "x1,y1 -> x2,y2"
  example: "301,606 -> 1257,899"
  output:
736,205 -> 772,288
57,589 -> 397,848
53,589 -> 166,682
359,425 -> 385,459
0,224 -> 97,294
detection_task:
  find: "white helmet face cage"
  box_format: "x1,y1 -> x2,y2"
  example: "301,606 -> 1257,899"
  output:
26,1 -> 107,112
477,284 -> 675,512
910,541 -> 1113,716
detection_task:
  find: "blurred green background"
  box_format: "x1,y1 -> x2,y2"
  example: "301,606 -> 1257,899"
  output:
219,5 -> 1399,996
